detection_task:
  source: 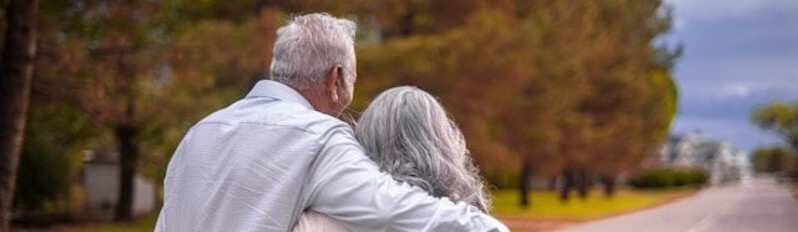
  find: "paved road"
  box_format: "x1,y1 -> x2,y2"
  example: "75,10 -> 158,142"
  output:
561,177 -> 798,232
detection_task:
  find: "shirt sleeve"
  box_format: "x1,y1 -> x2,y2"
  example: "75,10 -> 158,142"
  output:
303,127 -> 509,232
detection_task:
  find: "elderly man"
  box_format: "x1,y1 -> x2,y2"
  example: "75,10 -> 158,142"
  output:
154,13 -> 508,232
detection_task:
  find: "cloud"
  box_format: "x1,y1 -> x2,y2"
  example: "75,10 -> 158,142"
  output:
721,83 -> 752,98
672,115 -> 783,151
664,0 -> 797,151
680,79 -> 798,101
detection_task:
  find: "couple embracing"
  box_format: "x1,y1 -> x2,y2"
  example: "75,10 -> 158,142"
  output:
155,13 -> 509,232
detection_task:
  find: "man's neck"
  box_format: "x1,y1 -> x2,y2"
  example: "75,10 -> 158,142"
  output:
296,86 -> 334,116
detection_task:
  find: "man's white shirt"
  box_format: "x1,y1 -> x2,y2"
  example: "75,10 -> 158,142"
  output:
154,80 -> 508,232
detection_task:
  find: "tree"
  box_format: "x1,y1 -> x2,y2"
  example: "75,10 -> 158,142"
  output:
34,0 -> 181,221
753,102 -> 798,153
13,101 -> 96,220
34,0 -> 284,220
751,146 -> 795,175
18,0 -> 682,213
354,0 -> 679,205
0,0 -> 40,230
557,0 -> 678,200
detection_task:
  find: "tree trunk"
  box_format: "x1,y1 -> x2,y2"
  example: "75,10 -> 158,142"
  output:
547,176 -> 557,191
601,175 -> 617,198
0,0 -> 39,230
519,160 -> 532,208
577,169 -> 589,199
399,2 -> 415,36
559,168 -> 573,202
114,125 -> 139,221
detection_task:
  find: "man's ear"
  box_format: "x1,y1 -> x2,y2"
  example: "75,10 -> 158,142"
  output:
325,65 -> 343,103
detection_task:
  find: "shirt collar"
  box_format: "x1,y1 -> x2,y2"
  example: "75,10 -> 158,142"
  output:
246,80 -> 315,110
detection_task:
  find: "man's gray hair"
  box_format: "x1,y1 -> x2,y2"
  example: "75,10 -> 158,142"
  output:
270,13 -> 357,89
356,86 -> 492,212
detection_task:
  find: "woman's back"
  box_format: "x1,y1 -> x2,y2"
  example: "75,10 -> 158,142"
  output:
354,86 -> 490,210
295,86 -> 490,231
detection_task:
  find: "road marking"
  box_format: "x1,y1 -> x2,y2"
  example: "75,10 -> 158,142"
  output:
686,214 -> 717,232
686,193 -> 724,232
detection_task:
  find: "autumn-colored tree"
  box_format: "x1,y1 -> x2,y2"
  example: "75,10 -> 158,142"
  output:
485,0 -> 676,203
22,0 -> 685,217
34,0 -> 183,221
170,0 -> 679,208
576,0 -> 679,198
31,0 -> 280,221
354,0 -> 679,205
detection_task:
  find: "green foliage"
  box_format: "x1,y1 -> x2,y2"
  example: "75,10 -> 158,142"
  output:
629,168 -> 708,189
753,102 -> 798,153
14,102 -> 99,212
752,146 -> 796,175
752,102 -> 798,181
14,139 -> 72,211
69,213 -> 157,232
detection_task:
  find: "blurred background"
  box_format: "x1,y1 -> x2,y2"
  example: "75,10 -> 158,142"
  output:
0,0 -> 796,231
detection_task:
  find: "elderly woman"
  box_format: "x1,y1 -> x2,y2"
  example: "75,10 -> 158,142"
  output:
295,86 -> 491,231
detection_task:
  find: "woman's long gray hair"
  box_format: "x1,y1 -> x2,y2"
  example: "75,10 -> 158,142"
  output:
355,86 -> 491,212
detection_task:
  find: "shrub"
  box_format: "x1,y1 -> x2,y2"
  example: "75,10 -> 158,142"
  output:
629,168 -> 708,189
485,171 -> 520,190
13,103 -> 95,214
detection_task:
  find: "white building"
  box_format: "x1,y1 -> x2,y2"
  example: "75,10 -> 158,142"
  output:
81,151 -> 157,219
660,134 -> 752,184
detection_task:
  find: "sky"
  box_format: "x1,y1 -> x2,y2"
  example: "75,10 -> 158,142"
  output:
663,0 -> 798,152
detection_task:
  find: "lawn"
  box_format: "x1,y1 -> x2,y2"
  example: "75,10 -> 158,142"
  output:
492,188 -> 696,221
68,214 -> 157,232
